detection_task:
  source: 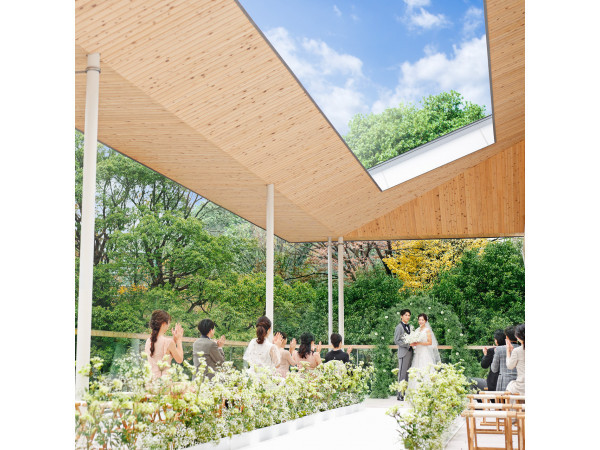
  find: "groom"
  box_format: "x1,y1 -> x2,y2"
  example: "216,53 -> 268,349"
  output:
394,309 -> 414,401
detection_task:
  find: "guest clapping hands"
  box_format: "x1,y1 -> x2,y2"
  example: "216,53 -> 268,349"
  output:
144,310 -> 184,379
292,333 -> 322,370
193,319 -> 226,380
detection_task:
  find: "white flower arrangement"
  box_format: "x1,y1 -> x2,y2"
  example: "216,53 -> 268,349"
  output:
387,362 -> 472,450
402,328 -> 422,345
76,353 -> 374,449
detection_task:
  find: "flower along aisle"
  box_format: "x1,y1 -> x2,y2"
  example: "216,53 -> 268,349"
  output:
75,355 -> 373,449
387,362 -> 473,450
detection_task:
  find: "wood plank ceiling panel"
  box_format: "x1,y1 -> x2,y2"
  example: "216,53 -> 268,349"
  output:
345,141 -> 525,240
75,0 -> 524,242
75,45 -> 335,242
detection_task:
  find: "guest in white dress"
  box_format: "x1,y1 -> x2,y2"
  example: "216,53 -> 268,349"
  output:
243,316 -> 283,372
506,323 -> 525,395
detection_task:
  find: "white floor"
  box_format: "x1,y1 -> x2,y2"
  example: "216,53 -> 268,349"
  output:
244,398 -> 517,450
245,398 -> 403,450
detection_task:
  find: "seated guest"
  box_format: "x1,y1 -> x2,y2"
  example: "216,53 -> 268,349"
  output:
292,332 -> 322,370
144,310 -> 184,379
243,316 -> 282,372
275,331 -> 297,377
481,329 -> 506,392
193,318 -> 225,380
324,333 -> 353,363
491,326 -> 520,391
506,324 -> 525,395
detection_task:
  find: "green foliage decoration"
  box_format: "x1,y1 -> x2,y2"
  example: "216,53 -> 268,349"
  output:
387,362 -> 473,450
76,354 -> 373,449
368,293 -> 474,398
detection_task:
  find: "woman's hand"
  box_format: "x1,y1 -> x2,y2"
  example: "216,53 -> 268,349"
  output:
506,339 -> 514,355
273,332 -> 283,346
289,338 -> 297,353
483,346 -> 488,356
172,323 -> 184,343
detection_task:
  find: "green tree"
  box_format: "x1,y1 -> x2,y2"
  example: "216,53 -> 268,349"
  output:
430,239 -> 525,344
344,90 -> 486,168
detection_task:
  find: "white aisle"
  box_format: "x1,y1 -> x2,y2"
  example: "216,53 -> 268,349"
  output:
245,398 -> 405,450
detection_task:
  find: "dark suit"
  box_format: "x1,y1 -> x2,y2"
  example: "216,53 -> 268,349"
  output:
481,347 -> 498,392
193,336 -> 225,380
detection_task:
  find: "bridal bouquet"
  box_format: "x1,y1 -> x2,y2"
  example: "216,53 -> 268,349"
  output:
403,329 -> 422,345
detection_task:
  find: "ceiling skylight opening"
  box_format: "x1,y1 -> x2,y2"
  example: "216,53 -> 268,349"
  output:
238,0 -> 495,187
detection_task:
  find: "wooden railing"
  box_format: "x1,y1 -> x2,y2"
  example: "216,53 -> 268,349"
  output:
76,329 -> 487,350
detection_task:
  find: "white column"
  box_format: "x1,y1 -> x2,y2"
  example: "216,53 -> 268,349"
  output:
266,184 -> 274,326
337,237 -> 344,341
75,53 -> 100,400
327,237 -> 333,344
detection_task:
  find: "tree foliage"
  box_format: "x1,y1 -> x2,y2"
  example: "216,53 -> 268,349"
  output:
430,239 -> 525,344
383,239 -> 489,292
344,90 -> 486,169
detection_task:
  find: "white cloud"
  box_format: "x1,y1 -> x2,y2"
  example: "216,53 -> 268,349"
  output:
333,5 -> 342,17
403,0 -> 431,10
410,7 -> 449,30
372,35 -> 491,114
264,27 -> 369,134
462,6 -> 483,39
301,38 -> 363,77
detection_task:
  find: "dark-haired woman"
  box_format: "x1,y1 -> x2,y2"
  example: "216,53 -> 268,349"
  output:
506,323 -> 525,394
292,333 -> 322,370
243,316 -> 283,372
275,332 -> 297,378
144,310 -> 184,379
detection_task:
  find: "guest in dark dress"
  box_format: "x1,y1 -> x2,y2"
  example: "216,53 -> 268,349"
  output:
481,329 -> 506,392
324,333 -> 353,363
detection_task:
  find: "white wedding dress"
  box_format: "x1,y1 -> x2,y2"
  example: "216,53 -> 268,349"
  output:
407,324 -> 441,392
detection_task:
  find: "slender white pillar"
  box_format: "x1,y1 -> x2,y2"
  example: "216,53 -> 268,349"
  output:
76,53 -> 100,400
337,237 -> 344,341
327,237 -> 333,344
266,184 -> 274,326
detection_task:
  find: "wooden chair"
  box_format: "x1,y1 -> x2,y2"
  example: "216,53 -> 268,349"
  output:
462,410 -> 525,450
467,393 -> 524,434
473,391 -> 510,428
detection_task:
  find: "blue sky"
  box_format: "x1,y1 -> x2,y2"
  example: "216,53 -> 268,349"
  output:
239,0 -> 491,135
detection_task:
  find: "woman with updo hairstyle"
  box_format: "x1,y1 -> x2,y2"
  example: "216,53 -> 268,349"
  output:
243,315 -> 283,372
144,310 -> 184,379
292,332 -> 322,370
506,323 -> 525,394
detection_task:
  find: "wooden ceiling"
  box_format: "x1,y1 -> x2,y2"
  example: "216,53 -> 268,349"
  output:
75,0 -> 524,242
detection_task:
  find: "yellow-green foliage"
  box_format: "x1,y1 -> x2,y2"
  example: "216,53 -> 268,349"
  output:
383,239 -> 488,292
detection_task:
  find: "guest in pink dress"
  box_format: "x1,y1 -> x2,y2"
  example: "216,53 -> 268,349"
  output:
292,333 -> 322,370
275,331 -> 297,377
144,310 -> 184,379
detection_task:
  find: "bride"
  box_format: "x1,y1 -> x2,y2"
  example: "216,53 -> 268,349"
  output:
407,313 -> 441,392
